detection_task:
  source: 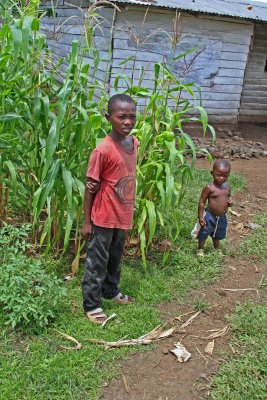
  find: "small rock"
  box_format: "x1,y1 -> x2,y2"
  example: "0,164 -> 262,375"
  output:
240,154 -> 246,159
216,289 -> 227,297
252,150 -> 261,159
162,346 -> 170,355
233,136 -> 240,141
226,130 -> 233,137
255,142 -> 264,149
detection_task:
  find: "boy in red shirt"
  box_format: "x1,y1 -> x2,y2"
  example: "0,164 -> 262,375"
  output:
82,94 -> 138,324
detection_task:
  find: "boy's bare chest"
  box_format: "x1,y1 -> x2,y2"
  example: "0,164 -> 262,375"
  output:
209,187 -> 229,200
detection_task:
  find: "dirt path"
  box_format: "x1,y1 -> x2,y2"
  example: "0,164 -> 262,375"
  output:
101,158 -> 267,400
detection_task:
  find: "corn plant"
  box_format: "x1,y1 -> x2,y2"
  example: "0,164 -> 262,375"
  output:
0,2 -> 213,270
0,5 -> 109,271
117,61 -> 214,266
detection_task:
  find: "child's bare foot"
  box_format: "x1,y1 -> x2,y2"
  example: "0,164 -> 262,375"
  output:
197,249 -> 204,257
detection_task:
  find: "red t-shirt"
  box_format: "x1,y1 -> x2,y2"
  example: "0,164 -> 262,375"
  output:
86,135 -> 138,229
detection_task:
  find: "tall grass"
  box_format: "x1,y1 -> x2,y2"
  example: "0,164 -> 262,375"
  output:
0,2 -> 213,269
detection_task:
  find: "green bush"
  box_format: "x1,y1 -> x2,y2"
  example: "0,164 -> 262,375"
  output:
0,254 -> 67,329
0,222 -> 32,262
0,223 -> 67,330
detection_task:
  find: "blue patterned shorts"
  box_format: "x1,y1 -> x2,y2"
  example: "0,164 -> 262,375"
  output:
197,209 -> 227,240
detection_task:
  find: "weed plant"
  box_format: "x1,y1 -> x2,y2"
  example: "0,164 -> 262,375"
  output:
0,224 -> 66,330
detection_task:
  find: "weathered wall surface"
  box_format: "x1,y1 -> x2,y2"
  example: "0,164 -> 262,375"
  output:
40,1 -> 255,124
239,23 -> 267,122
110,6 -> 253,124
40,0 -> 114,94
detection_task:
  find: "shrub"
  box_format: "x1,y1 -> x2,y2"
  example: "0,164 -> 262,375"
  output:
0,254 -> 67,329
0,222 -> 32,262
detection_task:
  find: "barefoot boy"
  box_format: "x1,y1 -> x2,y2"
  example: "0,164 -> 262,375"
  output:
82,94 -> 137,324
197,159 -> 233,256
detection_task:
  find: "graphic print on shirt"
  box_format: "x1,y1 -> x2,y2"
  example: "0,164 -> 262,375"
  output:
115,176 -> 136,204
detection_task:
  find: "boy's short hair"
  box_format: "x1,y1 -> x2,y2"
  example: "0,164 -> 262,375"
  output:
213,159 -> 231,171
108,94 -> 136,114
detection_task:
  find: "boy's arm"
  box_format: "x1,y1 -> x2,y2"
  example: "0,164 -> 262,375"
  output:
228,186 -> 233,207
198,185 -> 210,226
82,178 -> 100,241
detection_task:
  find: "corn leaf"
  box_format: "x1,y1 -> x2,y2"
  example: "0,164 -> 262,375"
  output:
146,200 -> 156,246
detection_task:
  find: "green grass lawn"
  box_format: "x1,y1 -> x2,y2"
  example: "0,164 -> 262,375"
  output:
211,302 -> 267,400
0,169 -> 247,400
211,213 -> 267,400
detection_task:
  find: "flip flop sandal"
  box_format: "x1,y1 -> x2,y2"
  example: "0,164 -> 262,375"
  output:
111,293 -> 135,305
86,308 -> 107,324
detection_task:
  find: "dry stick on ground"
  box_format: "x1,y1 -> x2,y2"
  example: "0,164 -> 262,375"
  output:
174,310 -> 196,322
101,313 -> 116,328
88,326 -> 176,350
196,347 -> 208,362
220,287 -> 259,296
121,373 -> 130,393
180,311 -> 201,329
55,329 -> 82,350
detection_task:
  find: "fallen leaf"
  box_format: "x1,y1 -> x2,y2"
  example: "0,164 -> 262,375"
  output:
158,327 -> 176,339
202,325 -> 229,340
254,265 -> 259,273
71,256 -> 79,274
158,239 -> 172,252
204,340 -> 214,355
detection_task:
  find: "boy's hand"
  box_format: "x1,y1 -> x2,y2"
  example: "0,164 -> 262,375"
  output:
199,217 -> 206,227
82,222 -> 93,241
86,179 -> 101,194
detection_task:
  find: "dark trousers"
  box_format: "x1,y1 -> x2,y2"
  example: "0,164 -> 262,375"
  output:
82,225 -> 126,312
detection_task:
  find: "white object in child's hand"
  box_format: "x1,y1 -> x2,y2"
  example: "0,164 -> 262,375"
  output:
191,221 -> 201,239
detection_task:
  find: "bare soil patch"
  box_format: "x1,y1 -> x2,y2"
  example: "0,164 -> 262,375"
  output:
100,157 -> 267,400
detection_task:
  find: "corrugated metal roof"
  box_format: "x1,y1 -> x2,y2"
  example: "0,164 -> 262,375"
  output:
103,0 -> 267,22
